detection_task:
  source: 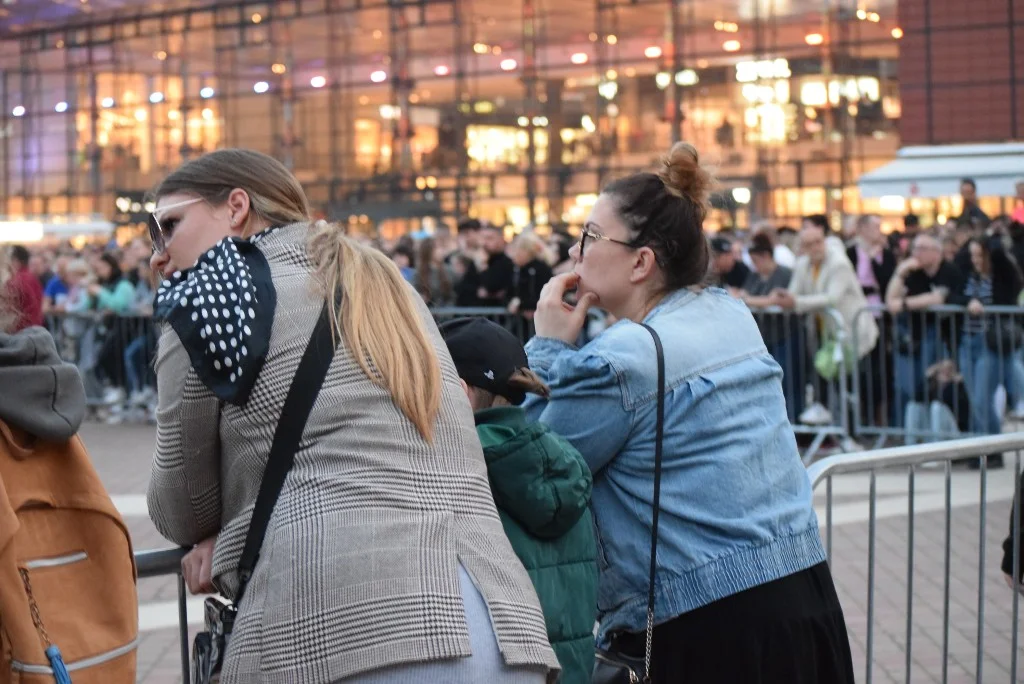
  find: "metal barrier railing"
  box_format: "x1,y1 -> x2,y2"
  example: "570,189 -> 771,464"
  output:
850,304 -> 1024,449
138,434 -> 1024,684
748,305 -> 854,463
808,432 -> 1024,684
135,547 -> 190,683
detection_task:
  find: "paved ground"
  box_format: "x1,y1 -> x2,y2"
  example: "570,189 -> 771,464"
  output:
80,422 -> 1024,684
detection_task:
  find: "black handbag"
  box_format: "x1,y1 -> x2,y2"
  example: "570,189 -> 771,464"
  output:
191,302 -> 338,684
592,323 -> 666,684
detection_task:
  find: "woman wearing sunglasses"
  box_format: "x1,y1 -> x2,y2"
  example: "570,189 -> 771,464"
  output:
523,142 -> 854,683
145,149 -> 557,683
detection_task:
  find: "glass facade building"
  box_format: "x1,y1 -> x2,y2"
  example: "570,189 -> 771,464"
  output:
0,0 -> 903,238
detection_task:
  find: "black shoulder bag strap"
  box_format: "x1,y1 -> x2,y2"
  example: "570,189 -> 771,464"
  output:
639,322 -> 665,683
234,302 -> 337,606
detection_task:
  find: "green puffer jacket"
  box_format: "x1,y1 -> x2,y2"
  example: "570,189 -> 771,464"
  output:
476,406 -> 598,684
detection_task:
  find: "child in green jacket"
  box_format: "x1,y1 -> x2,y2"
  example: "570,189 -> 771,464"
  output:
440,317 -> 598,684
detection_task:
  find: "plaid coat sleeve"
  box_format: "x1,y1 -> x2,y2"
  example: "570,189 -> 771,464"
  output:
147,324 -> 223,547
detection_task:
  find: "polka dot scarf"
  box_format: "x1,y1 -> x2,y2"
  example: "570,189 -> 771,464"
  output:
153,229 -> 278,406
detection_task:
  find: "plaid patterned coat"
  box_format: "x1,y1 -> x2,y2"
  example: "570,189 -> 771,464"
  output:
147,224 -> 559,683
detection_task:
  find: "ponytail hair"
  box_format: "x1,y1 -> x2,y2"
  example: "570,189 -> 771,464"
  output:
308,221 -> 442,442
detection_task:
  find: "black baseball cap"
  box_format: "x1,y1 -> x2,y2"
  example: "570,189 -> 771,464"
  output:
439,317 -> 529,406
710,236 -> 733,254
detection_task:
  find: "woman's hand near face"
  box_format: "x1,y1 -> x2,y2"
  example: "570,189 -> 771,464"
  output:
534,273 -> 599,344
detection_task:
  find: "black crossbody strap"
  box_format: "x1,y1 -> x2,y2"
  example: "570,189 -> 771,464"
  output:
234,302 -> 337,606
640,323 -> 665,683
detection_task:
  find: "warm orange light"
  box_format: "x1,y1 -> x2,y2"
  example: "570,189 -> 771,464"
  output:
644,46 -> 663,59
723,40 -> 741,52
805,33 -> 824,46
891,27 -> 904,39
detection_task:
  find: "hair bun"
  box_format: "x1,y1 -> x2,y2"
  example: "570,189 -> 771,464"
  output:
658,142 -> 714,210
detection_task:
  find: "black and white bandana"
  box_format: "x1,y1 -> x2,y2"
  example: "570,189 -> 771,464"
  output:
153,228 -> 278,406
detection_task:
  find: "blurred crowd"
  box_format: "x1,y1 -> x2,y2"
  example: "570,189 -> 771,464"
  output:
3,176 -> 1024,445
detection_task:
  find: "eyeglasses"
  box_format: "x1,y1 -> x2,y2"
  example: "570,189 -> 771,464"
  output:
579,226 -> 637,259
148,197 -> 203,254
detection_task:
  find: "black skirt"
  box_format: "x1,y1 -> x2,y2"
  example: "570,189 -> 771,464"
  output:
615,562 -> 855,684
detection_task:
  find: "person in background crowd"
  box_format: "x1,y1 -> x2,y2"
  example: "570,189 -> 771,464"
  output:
738,233 -> 803,422
121,259 -> 159,414
953,219 -> 985,281
42,256 -> 71,313
959,177 -> 990,224
89,253 -> 136,406
145,148 -> 558,682
3,245 -> 43,332
440,317 -> 598,684
1008,220 -> 1024,272
848,214 -> 897,426
709,236 -> 750,290
949,235 -> 1023,460
88,253 -> 135,315
449,218 -> 484,306
28,251 -> 53,290
777,225 -> 799,254
771,221 -> 879,364
414,237 -> 455,307
1013,180 -> 1024,224
942,234 -> 961,264
802,213 -> 847,259
390,244 -> 416,283
903,359 -> 971,445
548,231 -> 576,276
758,225 -> 796,268
477,224 -> 516,306
526,142 -> 853,683
885,233 -> 964,428
508,232 -> 553,319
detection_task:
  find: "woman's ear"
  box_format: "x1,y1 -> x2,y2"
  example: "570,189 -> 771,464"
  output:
225,188 -> 251,236
629,246 -> 660,284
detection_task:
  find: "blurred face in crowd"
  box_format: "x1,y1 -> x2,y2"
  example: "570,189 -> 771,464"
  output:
911,235 -> 943,273
712,250 -> 735,276
749,251 -> 776,277
942,237 -> 959,262
961,180 -> 977,205
858,216 -> 883,246
28,255 -> 46,277
481,227 -> 506,255
969,241 -> 988,275
799,225 -> 828,265
458,228 -> 480,252
150,189 -> 250,278
93,257 -> 113,281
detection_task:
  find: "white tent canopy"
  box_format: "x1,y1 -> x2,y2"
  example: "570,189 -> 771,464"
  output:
857,142 -> 1024,199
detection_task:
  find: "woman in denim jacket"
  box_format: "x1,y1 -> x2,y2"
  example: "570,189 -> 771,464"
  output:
523,142 -> 854,683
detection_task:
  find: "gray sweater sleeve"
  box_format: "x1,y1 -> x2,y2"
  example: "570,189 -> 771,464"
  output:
147,325 -> 223,547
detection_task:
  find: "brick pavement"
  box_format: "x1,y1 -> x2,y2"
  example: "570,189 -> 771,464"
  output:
79,422 -> 1024,683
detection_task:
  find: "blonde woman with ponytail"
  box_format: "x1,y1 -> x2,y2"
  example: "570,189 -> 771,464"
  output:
146,149 -> 558,684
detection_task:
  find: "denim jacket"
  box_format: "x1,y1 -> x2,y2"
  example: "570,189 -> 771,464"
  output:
524,287 -> 825,645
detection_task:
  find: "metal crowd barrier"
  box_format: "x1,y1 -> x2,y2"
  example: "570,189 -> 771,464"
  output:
135,546 -> 190,684
138,433 -> 1024,684
45,305 -> 856,458
809,433 -> 1024,684
748,306 -> 854,463
850,304 -> 1024,449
